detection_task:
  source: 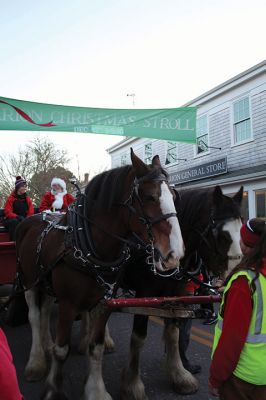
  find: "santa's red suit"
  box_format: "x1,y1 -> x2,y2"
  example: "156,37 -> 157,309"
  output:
39,178 -> 75,212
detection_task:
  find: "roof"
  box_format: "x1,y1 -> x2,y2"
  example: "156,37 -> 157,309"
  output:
183,60 -> 266,107
106,60 -> 266,153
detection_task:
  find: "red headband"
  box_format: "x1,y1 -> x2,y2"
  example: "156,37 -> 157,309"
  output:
240,223 -> 260,248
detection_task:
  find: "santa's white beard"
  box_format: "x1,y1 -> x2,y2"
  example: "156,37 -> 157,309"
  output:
52,191 -> 66,210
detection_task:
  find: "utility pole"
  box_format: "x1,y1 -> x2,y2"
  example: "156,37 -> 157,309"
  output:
76,154 -> 81,182
126,93 -> 135,107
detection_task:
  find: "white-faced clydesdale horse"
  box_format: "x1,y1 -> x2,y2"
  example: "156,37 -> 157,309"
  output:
105,185 -> 243,399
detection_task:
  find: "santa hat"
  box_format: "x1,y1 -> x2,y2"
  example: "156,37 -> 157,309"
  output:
15,176 -> 27,191
51,177 -> 66,191
240,220 -> 260,248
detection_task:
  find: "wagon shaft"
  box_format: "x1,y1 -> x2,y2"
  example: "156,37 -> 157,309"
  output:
117,306 -> 198,318
105,295 -> 221,318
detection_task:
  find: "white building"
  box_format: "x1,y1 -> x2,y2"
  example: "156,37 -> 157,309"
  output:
107,61 -> 266,221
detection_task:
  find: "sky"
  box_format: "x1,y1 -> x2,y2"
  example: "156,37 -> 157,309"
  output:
0,0 -> 265,179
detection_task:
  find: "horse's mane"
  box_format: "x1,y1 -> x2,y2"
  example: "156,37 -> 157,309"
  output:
177,187 -> 213,227
177,186 -> 241,231
85,165 -> 132,213
84,162 -> 169,215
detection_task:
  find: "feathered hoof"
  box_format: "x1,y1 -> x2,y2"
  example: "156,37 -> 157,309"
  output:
24,363 -> 47,382
81,391 -> 113,400
41,387 -> 68,400
120,370 -> 148,400
120,389 -> 148,400
173,376 -> 199,395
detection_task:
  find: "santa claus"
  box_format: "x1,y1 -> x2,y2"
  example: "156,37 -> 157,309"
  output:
39,177 -> 75,213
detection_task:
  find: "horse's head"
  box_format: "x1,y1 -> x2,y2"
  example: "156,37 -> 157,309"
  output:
202,185 -> 243,278
128,149 -> 184,272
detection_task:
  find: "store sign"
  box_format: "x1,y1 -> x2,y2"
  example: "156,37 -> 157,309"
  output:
168,157 -> 227,185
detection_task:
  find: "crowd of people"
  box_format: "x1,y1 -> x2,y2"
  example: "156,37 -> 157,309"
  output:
3,176 -> 75,241
1,175 -> 266,399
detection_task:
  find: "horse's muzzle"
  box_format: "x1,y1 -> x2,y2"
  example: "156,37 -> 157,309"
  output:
155,251 -> 181,271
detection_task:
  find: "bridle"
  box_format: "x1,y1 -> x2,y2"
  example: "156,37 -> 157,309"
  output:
122,170 -> 179,276
167,212 -> 242,288
194,213 -> 242,263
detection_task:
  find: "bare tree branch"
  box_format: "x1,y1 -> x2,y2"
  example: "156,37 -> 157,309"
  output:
0,136 -> 73,207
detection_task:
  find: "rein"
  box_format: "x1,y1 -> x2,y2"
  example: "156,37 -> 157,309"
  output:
33,170 -> 179,298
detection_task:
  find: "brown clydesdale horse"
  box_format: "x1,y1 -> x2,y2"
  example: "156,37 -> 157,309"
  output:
15,149 -> 184,400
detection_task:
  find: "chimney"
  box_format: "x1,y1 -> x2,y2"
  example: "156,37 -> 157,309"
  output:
84,173 -> 89,184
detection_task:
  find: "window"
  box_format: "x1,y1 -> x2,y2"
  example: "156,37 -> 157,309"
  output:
255,190 -> 266,220
165,141 -> 178,165
196,115 -> 208,154
144,143 -> 152,164
121,152 -> 129,166
233,97 -> 251,144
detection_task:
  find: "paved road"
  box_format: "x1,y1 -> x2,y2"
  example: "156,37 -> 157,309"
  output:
3,308 -> 218,400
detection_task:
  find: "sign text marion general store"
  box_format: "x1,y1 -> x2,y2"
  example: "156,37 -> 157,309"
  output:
168,157 -> 227,185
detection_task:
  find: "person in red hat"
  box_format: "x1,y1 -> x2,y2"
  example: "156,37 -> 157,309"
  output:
39,177 -> 74,213
4,176 -> 34,240
209,218 -> 266,399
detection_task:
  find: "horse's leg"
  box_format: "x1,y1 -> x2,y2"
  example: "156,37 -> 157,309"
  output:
42,300 -> 76,400
163,319 -> 199,394
78,311 -> 90,354
104,322 -> 115,353
40,294 -> 55,356
83,307 -> 112,400
78,312 -> 115,355
121,315 -> 148,400
25,289 -> 48,381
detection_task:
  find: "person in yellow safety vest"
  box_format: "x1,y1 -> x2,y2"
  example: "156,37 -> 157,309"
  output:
209,218 -> 266,399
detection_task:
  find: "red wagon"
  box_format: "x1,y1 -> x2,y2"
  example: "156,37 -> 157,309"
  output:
0,209 -> 16,285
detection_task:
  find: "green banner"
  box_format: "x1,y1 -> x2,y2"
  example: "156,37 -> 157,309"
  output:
0,96 -> 197,143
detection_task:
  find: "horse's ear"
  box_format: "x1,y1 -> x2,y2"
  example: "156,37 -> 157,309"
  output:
233,186 -> 243,205
213,185 -> 223,204
151,155 -> 161,168
130,148 -> 148,177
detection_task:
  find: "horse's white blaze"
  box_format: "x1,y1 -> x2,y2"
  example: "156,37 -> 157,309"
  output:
223,218 -> 242,276
159,181 -> 184,261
